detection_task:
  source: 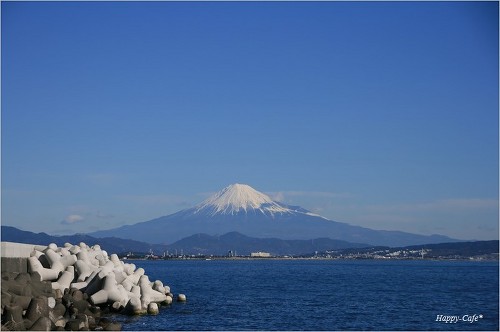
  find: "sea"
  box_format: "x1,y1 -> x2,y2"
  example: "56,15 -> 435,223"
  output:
115,259 -> 499,331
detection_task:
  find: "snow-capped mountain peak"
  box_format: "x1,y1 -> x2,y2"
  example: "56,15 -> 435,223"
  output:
88,183 -> 457,246
194,183 -> 292,216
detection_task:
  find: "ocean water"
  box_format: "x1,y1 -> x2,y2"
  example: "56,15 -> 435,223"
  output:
116,259 -> 499,331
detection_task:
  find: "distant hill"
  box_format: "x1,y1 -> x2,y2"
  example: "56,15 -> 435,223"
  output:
405,240 -> 499,258
3,226 -> 493,258
1,226 -> 368,256
166,231 -> 371,256
331,240 -> 499,259
0,225 -> 161,254
2,226 -> 369,256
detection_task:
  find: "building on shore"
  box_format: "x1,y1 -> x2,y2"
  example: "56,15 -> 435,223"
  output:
251,251 -> 271,258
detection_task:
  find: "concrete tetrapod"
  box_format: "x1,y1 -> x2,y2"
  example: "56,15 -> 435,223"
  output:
147,302 -> 159,315
74,259 -> 93,282
90,273 -> 127,306
164,295 -> 173,305
52,266 -> 75,292
25,297 -> 49,323
84,271 -> 106,297
43,248 -> 77,273
27,256 -> 60,281
29,316 -> 52,331
139,275 -> 167,309
122,297 -> 146,315
3,305 -> 25,330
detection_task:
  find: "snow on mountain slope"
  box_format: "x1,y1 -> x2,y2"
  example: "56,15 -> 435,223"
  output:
194,183 -> 294,216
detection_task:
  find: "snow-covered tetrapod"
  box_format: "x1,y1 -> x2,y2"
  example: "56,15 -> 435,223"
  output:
28,242 -> 181,316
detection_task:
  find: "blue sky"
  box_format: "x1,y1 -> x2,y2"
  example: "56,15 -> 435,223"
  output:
2,1 -> 498,240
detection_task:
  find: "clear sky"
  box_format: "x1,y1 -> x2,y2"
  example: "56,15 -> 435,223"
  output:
2,1 -> 498,241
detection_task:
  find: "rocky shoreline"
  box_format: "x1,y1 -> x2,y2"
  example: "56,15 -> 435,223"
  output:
1,242 -> 185,331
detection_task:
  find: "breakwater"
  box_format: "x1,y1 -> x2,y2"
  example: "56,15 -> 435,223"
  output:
1,241 -> 185,330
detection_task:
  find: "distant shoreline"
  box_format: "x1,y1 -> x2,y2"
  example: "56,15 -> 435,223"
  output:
123,256 -> 499,262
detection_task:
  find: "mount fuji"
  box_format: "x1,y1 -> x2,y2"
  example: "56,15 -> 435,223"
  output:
89,184 -> 456,247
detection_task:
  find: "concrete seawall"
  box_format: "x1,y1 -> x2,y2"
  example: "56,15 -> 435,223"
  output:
1,242 -> 48,274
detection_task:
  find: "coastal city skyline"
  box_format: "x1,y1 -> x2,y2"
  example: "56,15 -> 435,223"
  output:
2,2 -> 498,241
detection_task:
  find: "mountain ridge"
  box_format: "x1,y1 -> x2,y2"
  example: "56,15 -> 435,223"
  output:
2,226 -> 495,259
0,226 -> 369,256
167,231 -> 371,255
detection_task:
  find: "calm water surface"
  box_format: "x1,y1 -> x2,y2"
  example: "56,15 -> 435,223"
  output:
116,259 -> 498,331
